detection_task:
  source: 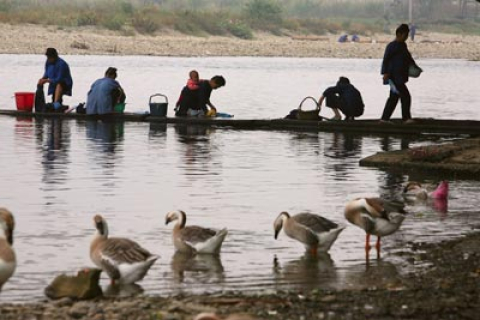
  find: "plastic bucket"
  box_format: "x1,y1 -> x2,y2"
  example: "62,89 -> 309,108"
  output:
114,102 -> 126,114
15,92 -> 35,112
149,94 -> 168,117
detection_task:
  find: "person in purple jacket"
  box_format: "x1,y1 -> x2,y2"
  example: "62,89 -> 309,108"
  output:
380,24 -> 421,124
37,48 -> 73,112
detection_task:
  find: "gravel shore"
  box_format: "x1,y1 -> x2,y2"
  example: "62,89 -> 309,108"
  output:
0,24 -> 479,60
1,231 -> 478,320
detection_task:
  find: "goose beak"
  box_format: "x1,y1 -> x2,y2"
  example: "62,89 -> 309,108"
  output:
165,216 -> 172,225
274,228 -> 280,240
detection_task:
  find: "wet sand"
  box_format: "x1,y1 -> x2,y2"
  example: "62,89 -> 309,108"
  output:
0,231 -> 478,320
0,24 -> 479,60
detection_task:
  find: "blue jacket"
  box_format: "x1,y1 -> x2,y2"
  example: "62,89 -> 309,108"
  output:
43,57 -> 73,96
381,40 -> 416,84
323,83 -> 364,117
86,77 -> 122,115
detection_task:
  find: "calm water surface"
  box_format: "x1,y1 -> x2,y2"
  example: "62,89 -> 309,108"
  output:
0,56 -> 480,302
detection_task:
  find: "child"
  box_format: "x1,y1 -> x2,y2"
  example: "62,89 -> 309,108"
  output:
186,70 -> 200,90
176,70 -> 201,111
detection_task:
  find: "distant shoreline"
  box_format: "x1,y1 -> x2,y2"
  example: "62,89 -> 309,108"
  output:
0,24 -> 479,60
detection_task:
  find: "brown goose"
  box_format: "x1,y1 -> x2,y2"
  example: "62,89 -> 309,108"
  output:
90,214 -> 159,285
0,208 -> 15,291
344,198 -> 406,255
165,210 -> 228,254
273,212 -> 345,255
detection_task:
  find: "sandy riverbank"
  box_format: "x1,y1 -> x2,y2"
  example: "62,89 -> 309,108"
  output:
0,231 -> 478,319
0,24 -> 479,60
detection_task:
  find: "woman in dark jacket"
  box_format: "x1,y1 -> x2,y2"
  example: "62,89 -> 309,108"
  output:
318,77 -> 364,121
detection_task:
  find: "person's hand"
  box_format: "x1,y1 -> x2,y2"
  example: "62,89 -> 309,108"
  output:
383,73 -> 390,82
37,78 -> 49,85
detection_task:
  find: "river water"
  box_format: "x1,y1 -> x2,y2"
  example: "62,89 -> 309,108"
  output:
0,56 -> 479,302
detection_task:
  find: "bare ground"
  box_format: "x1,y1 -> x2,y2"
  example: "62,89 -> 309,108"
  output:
0,24 -> 479,59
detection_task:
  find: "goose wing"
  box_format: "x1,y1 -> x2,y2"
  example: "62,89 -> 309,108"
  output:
378,198 -> 406,214
100,237 -> 153,265
180,226 -> 217,245
292,213 -> 338,233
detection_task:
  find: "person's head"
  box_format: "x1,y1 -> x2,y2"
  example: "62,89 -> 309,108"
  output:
45,48 -> 58,63
189,70 -> 199,82
105,67 -> 118,79
337,76 -> 350,86
210,75 -> 226,90
395,24 -> 410,42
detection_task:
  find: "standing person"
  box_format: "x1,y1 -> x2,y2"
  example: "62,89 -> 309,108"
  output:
175,75 -> 226,117
317,77 -> 364,121
380,24 -> 421,124
409,22 -> 416,41
37,48 -> 73,112
86,67 -> 126,115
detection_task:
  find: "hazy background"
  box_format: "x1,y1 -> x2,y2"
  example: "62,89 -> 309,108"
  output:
0,0 -> 478,39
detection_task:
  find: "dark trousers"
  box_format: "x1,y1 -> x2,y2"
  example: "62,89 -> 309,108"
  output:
381,81 -> 411,121
325,94 -> 341,110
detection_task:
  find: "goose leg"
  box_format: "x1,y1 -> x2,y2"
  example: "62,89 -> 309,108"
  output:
376,237 -> 381,259
310,247 -> 318,256
365,234 -> 371,252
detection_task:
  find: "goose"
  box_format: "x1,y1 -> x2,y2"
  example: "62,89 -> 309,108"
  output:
165,210 -> 228,255
90,214 -> 159,285
273,212 -> 345,255
0,208 -> 15,291
344,198 -> 406,255
403,181 -> 449,200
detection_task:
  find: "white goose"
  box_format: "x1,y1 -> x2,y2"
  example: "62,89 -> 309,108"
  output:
90,214 -> 159,285
165,210 -> 228,255
273,212 -> 345,254
0,208 -> 15,291
344,198 -> 406,256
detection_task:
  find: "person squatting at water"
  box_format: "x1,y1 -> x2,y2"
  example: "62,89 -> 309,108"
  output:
175,75 -> 226,117
317,76 -> 364,121
86,67 -> 126,115
37,48 -> 73,112
380,24 -> 422,124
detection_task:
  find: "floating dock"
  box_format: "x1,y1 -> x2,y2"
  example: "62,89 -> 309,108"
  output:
1,109 -> 480,135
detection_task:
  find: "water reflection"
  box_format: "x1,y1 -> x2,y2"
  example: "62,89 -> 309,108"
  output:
174,125 -> 218,175
324,132 -> 362,159
148,122 -> 167,139
85,120 -> 124,154
34,118 -> 71,188
343,260 -> 404,290
170,252 -> 225,284
273,252 -> 337,290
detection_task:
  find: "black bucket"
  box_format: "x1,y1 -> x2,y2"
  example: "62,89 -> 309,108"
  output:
149,94 -> 168,117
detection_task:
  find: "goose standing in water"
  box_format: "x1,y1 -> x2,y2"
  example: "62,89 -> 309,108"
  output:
403,181 -> 449,200
165,210 -> 228,255
90,215 -> 159,285
273,212 -> 345,255
0,208 -> 15,291
344,198 -> 406,258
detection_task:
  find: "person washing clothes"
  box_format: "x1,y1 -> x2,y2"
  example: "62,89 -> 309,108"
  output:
86,67 -> 126,115
37,48 -> 73,112
317,77 -> 364,121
